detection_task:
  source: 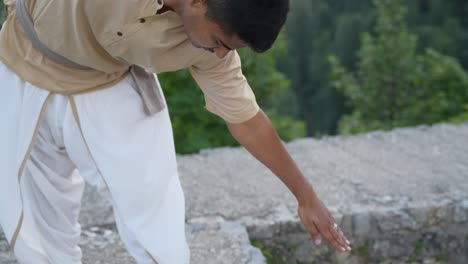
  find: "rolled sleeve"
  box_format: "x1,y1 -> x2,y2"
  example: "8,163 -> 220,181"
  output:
190,51 -> 260,124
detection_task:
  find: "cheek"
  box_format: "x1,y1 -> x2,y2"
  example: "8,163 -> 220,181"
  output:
188,30 -> 209,48
183,21 -> 202,43
185,31 -> 201,47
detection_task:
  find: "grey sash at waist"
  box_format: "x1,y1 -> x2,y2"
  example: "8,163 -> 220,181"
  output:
15,0 -> 165,116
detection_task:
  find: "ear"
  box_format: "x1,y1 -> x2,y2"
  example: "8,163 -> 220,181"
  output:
189,0 -> 208,10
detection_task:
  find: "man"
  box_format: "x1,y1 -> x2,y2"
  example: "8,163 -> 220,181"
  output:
0,0 -> 351,263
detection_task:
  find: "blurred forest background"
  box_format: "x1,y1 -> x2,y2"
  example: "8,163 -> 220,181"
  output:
1,0 -> 467,153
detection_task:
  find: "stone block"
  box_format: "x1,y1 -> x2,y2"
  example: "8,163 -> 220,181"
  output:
352,210 -> 372,235
453,199 -> 468,223
376,209 -> 418,231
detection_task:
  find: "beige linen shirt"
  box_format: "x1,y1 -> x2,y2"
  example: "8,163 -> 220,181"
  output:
0,0 -> 259,123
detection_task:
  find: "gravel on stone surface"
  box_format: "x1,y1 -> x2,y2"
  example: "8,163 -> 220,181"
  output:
0,225 -> 135,264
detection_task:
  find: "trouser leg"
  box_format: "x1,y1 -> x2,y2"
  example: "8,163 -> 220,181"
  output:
0,63 -> 84,264
0,63 -> 48,245
63,74 -> 190,264
14,94 -> 85,264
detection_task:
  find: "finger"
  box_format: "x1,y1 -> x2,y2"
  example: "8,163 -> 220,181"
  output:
324,228 -> 347,252
307,223 -> 322,245
325,213 -> 350,246
330,223 -> 348,248
329,225 -> 351,251
339,229 -> 351,245
323,209 -> 351,250
318,225 -> 345,252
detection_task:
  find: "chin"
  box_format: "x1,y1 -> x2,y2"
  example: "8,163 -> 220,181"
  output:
189,37 -> 204,49
186,35 -> 199,47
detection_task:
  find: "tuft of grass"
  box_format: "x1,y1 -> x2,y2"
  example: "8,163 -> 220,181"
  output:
251,239 -> 274,264
288,244 -> 300,252
351,246 -> 369,256
296,260 -> 316,264
414,241 -> 423,255
408,255 -> 418,263
435,255 -> 447,262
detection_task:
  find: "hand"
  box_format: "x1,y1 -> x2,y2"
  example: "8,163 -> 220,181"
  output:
297,196 -> 352,252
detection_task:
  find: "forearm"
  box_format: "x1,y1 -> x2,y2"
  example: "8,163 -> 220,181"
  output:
226,109 -> 317,204
227,109 -> 352,251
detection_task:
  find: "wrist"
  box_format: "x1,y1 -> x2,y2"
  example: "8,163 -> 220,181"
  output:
295,182 -> 319,206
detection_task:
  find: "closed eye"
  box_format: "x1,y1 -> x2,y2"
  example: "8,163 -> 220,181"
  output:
212,36 -> 233,51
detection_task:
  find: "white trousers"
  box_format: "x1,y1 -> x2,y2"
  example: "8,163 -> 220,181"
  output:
0,63 -> 190,264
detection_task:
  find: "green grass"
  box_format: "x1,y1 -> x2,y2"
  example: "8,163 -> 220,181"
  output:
295,260 -> 317,264
251,239 -> 275,264
414,241 -> 423,255
287,244 -> 300,252
408,255 -> 418,263
251,239 -> 318,264
351,246 -> 369,256
435,255 -> 447,262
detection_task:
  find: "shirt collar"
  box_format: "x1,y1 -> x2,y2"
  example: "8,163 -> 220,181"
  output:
139,0 -> 165,18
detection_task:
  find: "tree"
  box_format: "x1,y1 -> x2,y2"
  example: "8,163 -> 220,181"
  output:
408,49 -> 468,124
277,0 -> 372,136
329,0 -> 468,134
406,0 -> 468,69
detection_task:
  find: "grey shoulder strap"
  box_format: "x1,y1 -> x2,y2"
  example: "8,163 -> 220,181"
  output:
15,0 -> 165,115
16,0 -> 91,70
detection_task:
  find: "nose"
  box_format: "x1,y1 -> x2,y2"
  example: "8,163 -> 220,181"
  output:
214,47 -> 230,59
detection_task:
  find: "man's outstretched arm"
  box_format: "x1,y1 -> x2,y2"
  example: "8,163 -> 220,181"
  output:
226,109 -> 352,252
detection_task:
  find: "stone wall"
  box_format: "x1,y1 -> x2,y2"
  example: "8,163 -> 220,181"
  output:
248,197 -> 468,263
1,123 -> 467,263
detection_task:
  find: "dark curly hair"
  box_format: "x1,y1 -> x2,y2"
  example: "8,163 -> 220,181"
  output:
205,0 -> 290,53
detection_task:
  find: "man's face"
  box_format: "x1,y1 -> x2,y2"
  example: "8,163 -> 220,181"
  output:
181,1 -> 246,58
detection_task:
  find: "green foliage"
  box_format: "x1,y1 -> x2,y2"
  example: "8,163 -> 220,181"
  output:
414,240 -> 423,255
159,69 -> 234,154
405,49 -> 468,125
160,37 -> 305,154
449,105 -> 468,124
277,0 -> 373,136
406,0 -> 468,69
295,261 -> 316,264
251,239 -> 274,264
287,244 -> 299,252
0,1 -> 5,26
279,0 -> 468,136
238,36 -> 305,143
435,255 -> 447,262
329,0 -> 468,134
